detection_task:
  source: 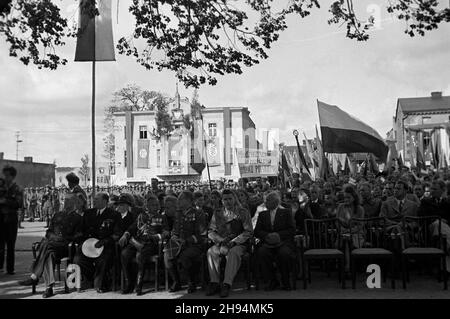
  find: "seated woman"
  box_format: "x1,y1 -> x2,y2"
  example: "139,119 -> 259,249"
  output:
19,193 -> 83,298
335,184 -> 365,271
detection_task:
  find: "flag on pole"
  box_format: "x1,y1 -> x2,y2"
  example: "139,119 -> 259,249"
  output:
317,100 -> 388,160
416,146 -> 426,173
75,0 -> 116,61
315,125 -> 327,179
398,153 -> 404,169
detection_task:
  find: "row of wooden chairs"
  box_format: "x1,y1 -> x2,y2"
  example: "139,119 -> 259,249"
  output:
298,215 -> 448,290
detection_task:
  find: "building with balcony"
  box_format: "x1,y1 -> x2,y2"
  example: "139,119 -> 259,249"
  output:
110,89 -> 269,184
392,91 -> 450,166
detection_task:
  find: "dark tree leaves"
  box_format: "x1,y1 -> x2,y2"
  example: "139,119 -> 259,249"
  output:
1,0 -> 449,87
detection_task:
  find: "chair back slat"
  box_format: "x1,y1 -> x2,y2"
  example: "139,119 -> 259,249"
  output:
402,216 -> 442,248
304,218 -> 341,249
348,217 -> 388,249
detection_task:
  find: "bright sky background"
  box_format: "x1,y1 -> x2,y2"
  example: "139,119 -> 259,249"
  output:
0,0 -> 449,167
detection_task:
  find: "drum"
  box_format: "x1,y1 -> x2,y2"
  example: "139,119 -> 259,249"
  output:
82,238 -> 104,258
163,238 -> 182,260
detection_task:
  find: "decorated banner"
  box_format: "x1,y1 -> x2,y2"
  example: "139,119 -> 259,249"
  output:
75,0 -> 116,61
137,140 -> 149,168
206,136 -> 221,166
236,148 -> 279,178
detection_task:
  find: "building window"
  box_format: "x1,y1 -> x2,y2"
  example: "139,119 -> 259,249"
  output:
208,123 -> 217,137
169,160 -> 181,167
139,125 -> 148,139
124,150 -> 127,168
422,116 -> 431,124
124,126 -> 126,139
157,149 -> 161,168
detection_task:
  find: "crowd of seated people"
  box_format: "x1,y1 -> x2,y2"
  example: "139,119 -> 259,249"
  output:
18,168 -> 450,297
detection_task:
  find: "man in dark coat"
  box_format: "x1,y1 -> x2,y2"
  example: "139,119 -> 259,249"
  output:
19,193 -> 83,298
0,165 -> 23,275
119,194 -> 169,295
164,191 -> 207,294
255,191 -> 296,291
73,192 -> 121,292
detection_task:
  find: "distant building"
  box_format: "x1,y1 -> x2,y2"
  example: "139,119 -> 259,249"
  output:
56,163 -> 111,188
111,88 -> 269,184
392,91 -> 450,166
0,153 -> 55,188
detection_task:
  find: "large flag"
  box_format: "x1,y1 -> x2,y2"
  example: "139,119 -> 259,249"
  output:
416,146 -> 425,172
315,125 -> 327,179
317,100 -> 388,160
75,0 -> 116,61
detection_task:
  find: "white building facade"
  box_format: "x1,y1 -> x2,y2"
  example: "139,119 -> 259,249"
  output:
110,96 -> 264,184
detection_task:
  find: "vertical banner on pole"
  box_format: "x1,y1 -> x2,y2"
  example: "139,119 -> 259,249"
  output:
75,0 -> 116,198
75,0 -> 116,61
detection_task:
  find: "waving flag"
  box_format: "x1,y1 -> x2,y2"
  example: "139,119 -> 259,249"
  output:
317,100 -> 388,160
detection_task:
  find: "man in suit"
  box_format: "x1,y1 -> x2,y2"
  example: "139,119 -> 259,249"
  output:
206,189 -> 253,298
74,192 -> 121,293
309,185 -> 324,219
380,180 -> 418,247
418,179 -> 450,256
358,182 -> 381,218
381,180 -> 418,222
255,191 -> 296,291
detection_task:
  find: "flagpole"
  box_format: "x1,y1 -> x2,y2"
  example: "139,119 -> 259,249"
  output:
91,13 -> 96,207
200,108 -> 212,191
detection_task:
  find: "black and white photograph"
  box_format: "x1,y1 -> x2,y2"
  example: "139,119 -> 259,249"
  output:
0,0 -> 450,307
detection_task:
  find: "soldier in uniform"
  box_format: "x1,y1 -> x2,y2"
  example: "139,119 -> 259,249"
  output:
74,192 -> 121,292
0,166 -> 23,275
119,194 -> 170,295
19,193 -> 83,298
165,191 -> 207,293
66,172 -> 88,209
28,188 -> 38,222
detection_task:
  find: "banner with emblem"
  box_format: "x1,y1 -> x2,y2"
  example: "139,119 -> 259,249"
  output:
137,140 -> 150,168
206,136 -> 221,166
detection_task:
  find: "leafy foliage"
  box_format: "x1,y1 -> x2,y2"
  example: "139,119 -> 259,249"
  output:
1,0 -> 449,86
79,153 -> 90,186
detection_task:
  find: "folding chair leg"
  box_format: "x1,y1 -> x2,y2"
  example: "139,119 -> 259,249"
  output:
402,255 -> 407,289
121,271 -> 125,292
341,258 -> 346,289
442,256 -> 448,290
165,267 -> 169,291
155,261 -> 159,292
351,258 -> 356,289
391,256 -> 395,289
302,259 -> 307,289
308,262 -> 312,284
57,264 -> 61,281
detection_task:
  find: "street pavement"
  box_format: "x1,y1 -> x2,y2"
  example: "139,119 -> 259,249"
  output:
1,222 -> 450,299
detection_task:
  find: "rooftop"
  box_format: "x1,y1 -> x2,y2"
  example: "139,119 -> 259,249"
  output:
395,92 -> 450,121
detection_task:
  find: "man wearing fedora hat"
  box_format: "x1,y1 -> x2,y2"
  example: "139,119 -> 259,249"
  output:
254,191 -> 296,291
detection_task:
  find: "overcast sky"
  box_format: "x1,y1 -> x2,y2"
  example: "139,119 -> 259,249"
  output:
0,0 -> 449,167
